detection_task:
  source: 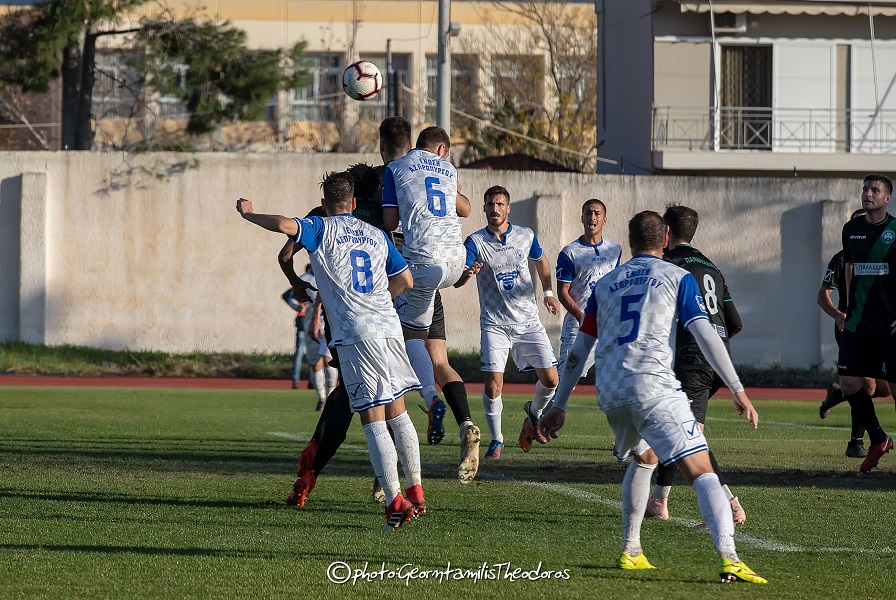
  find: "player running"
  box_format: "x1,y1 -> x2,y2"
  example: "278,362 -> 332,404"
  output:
540,211 -> 766,584
454,185 -> 561,460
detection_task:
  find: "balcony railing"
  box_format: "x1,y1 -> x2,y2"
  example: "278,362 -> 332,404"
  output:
652,106 -> 896,154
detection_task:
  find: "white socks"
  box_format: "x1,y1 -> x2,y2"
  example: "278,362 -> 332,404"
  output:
405,339 -> 438,408
311,369 -> 326,402
362,420 -> 400,505
652,485 -> 672,500
386,411 -> 422,489
325,366 -> 339,396
621,460 -> 657,555
531,381 -> 557,417
693,472 -> 739,562
483,393 -> 504,443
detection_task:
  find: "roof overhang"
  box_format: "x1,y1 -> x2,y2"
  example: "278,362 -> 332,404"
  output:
677,1 -> 896,16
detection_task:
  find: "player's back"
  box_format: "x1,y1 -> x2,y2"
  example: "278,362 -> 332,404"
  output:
664,244 -> 732,369
298,214 -> 404,346
590,255 -> 706,408
382,148 -> 464,263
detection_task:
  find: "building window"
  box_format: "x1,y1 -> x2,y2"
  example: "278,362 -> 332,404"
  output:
491,55 -> 543,110
358,53 -> 410,122
93,51 -> 140,119
291,53 -> 343,122
720,45 -> 772,150
425,54 -> 476,123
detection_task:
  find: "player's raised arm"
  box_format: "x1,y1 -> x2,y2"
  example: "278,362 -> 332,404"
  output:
237,198 -> 298,236
455,182 -> 472,218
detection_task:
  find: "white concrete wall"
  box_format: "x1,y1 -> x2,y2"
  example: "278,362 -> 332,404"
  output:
0,151 -> 862,369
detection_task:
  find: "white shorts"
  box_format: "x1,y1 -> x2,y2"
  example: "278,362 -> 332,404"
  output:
480,322 -> 558,373
604,391 -> 708,466
558,313 -> 596,374
336,338 -> 421,413
394,259 -> 465,331
304,333 -> 331,362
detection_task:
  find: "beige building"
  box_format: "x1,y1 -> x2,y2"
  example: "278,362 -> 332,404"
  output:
2,1 -> 596,157
597,0 -> 896,176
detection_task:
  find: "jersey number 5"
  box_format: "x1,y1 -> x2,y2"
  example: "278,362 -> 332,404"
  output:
618,293 -> 645,345
349,250 -> 374,294
425,177 -> 447,217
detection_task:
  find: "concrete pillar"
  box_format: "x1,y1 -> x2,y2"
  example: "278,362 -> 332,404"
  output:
534,192 -> 566,352
19,172 -> 48,345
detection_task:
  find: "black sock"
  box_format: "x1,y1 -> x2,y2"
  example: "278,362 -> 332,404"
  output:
845,389 -> 886,445
311,385 -> 354,476
708,450 -> 726,486
656,462 -> 675,487
442,380 -> 471,426
828,383 -> 847,408
849,401 -> 867,440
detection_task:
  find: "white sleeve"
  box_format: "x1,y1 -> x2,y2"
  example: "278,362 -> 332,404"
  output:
551,331 -> 596,411
687,318 -> 745,394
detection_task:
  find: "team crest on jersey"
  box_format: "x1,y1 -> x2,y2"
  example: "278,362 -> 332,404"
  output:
883,230 -> 896,245
515,249 -> 525,261
495,270 -> 519,292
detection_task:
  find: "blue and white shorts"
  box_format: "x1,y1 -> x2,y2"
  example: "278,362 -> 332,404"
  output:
604,391 -> 708,466
394,259 -> 466,331
336,338 -> 421,413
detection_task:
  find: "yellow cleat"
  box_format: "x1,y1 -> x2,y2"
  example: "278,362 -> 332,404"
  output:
618,552 -> 655,570
720,559 -> 767,584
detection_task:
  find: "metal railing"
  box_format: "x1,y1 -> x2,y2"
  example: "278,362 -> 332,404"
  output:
653,106 -> 896,153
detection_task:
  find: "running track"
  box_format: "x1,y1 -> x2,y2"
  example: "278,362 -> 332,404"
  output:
0,375 -> 826,400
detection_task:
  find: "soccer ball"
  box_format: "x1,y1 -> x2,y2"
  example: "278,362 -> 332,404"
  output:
342,61 -> 383,101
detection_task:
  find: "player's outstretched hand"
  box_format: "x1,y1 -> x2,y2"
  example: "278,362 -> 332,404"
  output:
236,198 -> 254,217
731,391 -> 759,429
544,296 -> 562,315
539,406 -> 566,440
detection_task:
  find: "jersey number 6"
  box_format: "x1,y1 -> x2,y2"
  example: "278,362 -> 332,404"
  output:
425,177 -> 447,217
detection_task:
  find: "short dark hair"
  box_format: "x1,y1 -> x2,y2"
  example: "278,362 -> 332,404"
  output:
582,199 -> 606,214
379,117 -> 412,157
319,171 -> 354,212
416,126 -> 450,152
484,185 -> 510,203
346,162 -> 380,202
662,204 -> 699,243
629,211 -> 667,254
864,174 -> 893,195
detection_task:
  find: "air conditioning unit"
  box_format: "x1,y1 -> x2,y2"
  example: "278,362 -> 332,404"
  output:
713,12 -> 748,34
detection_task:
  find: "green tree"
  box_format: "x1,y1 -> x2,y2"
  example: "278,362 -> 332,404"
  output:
0,1 -> 309,150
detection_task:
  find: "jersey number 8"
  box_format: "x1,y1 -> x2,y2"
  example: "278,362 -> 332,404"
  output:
350,250 -> 374,293
702,274 -> 719,315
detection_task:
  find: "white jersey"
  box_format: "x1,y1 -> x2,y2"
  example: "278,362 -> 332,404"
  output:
463,224 -> 544,327
291,214 -> 408,346
556,236 -> 622,335
582,254 -> 708,410
381,148 -> 465,263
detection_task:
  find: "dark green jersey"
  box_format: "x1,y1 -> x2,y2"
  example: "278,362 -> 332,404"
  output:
664,244 -> 742,371
842,213 -> 896,336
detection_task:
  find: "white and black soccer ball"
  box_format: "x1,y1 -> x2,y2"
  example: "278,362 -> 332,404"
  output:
342,61 -> 383,101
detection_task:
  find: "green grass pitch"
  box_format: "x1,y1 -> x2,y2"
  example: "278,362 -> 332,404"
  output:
0,385 -> 894,599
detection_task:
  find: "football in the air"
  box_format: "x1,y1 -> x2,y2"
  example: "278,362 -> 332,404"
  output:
342,61 -> 383,101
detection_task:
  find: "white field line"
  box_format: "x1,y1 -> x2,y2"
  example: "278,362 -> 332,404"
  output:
267,432 -> 895,554
705,417 -> 848,431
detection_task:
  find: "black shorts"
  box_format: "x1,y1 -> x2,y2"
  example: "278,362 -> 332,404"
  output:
676,368 -> 724,424
837,330 -> 896,380
429,290 -> 446,341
